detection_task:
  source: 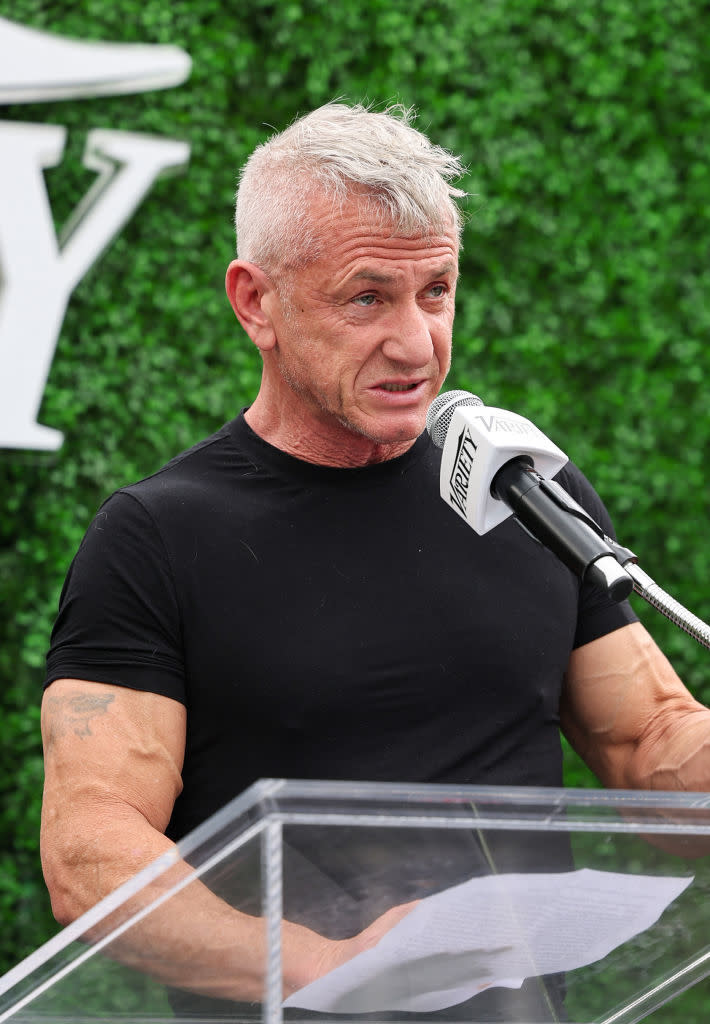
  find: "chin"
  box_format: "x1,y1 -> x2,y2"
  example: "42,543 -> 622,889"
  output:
359,416 -> 427,446
336,402 -> 430,447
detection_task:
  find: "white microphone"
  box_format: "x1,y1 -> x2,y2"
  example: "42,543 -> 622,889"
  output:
426,390 -> 633,601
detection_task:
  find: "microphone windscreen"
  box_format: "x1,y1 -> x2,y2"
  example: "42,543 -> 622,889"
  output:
426,390 -> 483,449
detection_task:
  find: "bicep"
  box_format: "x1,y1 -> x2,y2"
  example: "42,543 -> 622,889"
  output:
41,679 -> 187,921
560,621 -> 705,789
42,678 -> 186,833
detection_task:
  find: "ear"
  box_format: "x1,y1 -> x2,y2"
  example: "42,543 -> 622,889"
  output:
225,260 -> 277,352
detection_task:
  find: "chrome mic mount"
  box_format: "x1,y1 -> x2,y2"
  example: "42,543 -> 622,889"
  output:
603,538 -> 710,651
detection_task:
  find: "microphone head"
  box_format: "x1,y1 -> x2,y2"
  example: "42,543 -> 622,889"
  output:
426,390 -> 483,449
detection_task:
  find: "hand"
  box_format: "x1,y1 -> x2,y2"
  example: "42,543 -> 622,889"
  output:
292,900 -> 419,994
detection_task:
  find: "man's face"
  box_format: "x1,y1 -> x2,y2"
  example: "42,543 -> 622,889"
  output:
262,194 -> 458,462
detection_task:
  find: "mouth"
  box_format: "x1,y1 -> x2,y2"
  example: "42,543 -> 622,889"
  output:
377,381 -> 421,392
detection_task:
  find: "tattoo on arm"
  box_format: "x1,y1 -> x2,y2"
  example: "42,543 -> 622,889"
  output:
45,691 -> 116,743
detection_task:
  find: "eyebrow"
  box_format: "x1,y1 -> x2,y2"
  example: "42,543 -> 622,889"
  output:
351,269 -> 396,285
350,261 -> 458,286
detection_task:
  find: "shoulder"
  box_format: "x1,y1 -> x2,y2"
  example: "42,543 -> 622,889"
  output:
70,420 -> 238,558
97,415 -> 260,523
121,419 -> 235,500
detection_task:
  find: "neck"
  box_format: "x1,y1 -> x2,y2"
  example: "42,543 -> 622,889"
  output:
244,400 -> 418,467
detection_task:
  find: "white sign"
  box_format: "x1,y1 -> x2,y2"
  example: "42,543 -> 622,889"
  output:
0,17 -> 191,450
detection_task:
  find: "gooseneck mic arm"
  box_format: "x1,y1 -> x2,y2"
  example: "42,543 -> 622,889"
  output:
602,538 -> 710,651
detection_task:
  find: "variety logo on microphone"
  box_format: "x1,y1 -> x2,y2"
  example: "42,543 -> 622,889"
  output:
448,425 -> 478,515
476,414 -> 539,436
0,17 -> 192,451
430,393 -> 569,534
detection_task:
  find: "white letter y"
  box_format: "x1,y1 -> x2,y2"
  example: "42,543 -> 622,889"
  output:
0,122 -> 189,450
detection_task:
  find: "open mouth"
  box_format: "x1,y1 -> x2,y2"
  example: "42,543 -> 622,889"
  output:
379,382 -> 420,392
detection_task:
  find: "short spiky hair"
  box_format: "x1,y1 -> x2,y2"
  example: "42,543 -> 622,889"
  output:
235,102 -> 467,273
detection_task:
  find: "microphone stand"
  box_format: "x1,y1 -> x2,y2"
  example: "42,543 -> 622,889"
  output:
606,539 -> 710,652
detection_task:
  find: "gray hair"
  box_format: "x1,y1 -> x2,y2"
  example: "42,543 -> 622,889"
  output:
235,102 -> 467,273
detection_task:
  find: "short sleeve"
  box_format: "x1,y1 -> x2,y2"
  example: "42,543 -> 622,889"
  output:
554,463 -> 639,650
45,490 -> 186,703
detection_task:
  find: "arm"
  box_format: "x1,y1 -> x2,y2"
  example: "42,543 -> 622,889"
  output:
41,679 -> 409,1000
560,620 -> 710,792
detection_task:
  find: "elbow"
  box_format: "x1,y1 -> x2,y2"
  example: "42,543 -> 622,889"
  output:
49,892 -> 81,929
41,834 -> 101,929
42,860 -> 92,928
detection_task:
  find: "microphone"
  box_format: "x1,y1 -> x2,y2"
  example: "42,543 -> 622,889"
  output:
426,390 -> 633,602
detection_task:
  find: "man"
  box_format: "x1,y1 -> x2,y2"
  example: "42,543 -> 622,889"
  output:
41,102 -> 710,1017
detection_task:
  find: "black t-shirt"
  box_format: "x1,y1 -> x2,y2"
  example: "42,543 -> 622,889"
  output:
46,413 -> 636,842
45,415 -> 638,1020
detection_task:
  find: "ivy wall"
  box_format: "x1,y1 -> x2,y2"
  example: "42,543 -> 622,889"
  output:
1,2 -> 709,1016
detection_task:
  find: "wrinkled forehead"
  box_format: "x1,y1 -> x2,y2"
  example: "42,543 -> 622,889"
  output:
275,231 -> 458,314
311,181 -> 459,246
280,194 -> 457,288
261,180 -> 460,301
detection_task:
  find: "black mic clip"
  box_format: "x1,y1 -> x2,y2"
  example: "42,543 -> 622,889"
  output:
492,459 -> 634,603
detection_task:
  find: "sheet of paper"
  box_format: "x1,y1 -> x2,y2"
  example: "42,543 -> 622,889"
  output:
283,867 -> 692,1013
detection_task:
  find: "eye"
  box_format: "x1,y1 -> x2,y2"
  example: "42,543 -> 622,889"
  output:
352,293 -> 377,307
427,284 -> 447,299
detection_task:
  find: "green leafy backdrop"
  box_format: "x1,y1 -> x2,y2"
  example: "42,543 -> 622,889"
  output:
1,1 -> 709,1017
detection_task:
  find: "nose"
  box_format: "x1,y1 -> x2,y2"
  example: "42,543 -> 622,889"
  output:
381,301 -> 435,367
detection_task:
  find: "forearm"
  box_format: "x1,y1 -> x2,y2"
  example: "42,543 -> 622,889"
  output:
562,622 -> 710,792
41,801 -> 338,1001
97,878 -> 340,1002
624,707 -> 710,793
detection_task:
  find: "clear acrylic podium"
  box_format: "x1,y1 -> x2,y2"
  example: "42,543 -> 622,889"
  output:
2,780 -> 710,1024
